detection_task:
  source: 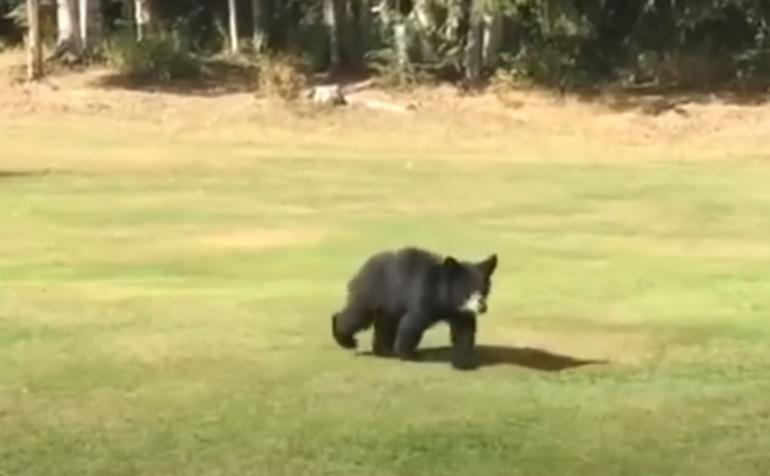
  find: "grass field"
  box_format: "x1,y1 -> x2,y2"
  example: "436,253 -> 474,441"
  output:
2,115 -> 770,476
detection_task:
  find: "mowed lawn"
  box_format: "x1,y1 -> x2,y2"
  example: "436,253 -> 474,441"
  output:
1,119 -> 770,476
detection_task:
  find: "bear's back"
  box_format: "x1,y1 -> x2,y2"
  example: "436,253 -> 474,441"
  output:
347,247 -> 442,313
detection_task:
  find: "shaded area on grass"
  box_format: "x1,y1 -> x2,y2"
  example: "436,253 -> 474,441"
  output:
91,59 -> 258,98
570,86 -> 770,117
359,345 -> 605,372
421,345 -> 606,371
0,169 -> 59,180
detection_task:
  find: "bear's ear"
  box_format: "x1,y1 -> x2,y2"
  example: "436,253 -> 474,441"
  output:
478,254 -> 498,278
443,256 -> 461,271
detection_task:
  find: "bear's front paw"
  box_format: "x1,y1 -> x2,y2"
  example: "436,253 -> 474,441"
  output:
334,334 -> 357,349
331,314 -> 357,349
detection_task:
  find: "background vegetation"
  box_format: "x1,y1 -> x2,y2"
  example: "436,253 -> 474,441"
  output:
4,0 -> 770,89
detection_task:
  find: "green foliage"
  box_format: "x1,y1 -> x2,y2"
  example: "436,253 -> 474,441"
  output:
365,47 -> 435,89
2,0 -> 56,48
2,0 -> 24,29
104,29 -> 201,81
365,1 -> 467,86
4,0 -> 770,90
736,47 -> 770,86
491,0 -> 770,89
291,22 -> 330,72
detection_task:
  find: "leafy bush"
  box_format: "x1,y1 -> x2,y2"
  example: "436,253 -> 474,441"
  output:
104,29 -> 201,81
3,0 -> 25,29
254,52 -> 311,101
365,47 -> 434,89
2,0 -> 55,47
734,48 -> 770,89
363,13 -> 455,89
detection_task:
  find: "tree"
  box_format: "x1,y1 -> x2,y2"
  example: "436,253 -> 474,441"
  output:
228,0 -> 238,53
323,0 -> 342,71
480,3 -> 502,69
464,0 -> 482,84
5,0 -> 768,89
356,0 -> 372,61
134,0 -> 150,40
78,0 -> 102,51
53,0 -> 83,60
26,0 -> 42,80
251,0 -> 267,51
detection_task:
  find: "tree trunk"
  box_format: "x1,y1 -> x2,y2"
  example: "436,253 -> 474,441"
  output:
346,0 -> 370,66
323,0 -> 342,72
358,0 -> 371,34
228,0 -> 239,53
27,0 -> 43,80
122,0 -> 133,24
54,0 -> 83,59
251,0 -> 266,51
464,5 -> 483,84
78,0 -> 102,52
358,0 -> 371,50
56,0 -> 79,46
413,0 -> 436,63
481,10 -> 502,70
78,0 -> 87,47
393,22 -> 410,71
135,0 -> 150,40
541,0 -> 553,36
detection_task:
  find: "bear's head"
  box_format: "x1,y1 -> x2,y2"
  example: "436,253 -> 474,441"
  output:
443,253 -> 498,316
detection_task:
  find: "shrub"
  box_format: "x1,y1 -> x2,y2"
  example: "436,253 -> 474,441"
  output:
254,52 -> 311,101
104,29 -> 200,81
735,48 -> 770,90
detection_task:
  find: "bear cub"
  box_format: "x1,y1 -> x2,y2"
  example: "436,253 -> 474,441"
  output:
331,247 -> 498,370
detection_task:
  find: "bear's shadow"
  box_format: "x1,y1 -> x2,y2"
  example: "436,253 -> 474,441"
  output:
360,345 -> 605,372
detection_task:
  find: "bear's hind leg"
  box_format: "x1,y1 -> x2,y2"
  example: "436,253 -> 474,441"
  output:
372,317 -> 398,357
393,312 -> 428,361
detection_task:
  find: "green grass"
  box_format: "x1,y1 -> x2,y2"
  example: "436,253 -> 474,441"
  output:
1,120 -> 770,476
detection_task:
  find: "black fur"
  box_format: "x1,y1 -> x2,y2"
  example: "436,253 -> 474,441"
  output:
331,247 -> 498,370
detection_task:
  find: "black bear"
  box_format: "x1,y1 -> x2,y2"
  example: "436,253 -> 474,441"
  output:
331,247 -> 498,370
